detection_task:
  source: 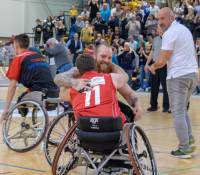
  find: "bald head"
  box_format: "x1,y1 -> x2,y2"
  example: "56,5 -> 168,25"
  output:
157,7 -> 175,31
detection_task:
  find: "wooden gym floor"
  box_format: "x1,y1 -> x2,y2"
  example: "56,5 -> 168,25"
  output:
0,87 -> 200,175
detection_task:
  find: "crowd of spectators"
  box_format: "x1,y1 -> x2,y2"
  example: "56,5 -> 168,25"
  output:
1,0 -> 200,94
33,0 -> 200,94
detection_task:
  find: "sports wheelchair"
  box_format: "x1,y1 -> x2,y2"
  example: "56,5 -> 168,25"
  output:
52,116 -> 157,175
2,89 -> 72,152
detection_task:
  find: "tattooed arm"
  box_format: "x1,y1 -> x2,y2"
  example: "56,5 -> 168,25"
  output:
54,67 -> 80,88
54,67 -> 91,91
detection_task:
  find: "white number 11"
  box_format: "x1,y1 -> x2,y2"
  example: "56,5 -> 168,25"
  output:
84,86 -> 100,107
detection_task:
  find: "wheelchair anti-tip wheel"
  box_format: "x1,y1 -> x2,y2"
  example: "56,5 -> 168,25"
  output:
44,110 -> 74,165
52,123 -> 78,175
2,100 -> 48,152
128,124 -> 157,175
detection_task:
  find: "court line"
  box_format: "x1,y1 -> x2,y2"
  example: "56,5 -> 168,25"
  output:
160,165 -> 200,175
0,163 -> 47,173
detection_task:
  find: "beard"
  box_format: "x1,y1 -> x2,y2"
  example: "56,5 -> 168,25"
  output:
97,62 -> 112,73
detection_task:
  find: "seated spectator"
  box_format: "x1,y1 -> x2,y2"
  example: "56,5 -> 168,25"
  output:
75,16 -> 85,34
128,35 -> 138,51
94,33 -> 105,45
80,8 -> 90,21
66,33 -> 83,65
117,42 -> 137,85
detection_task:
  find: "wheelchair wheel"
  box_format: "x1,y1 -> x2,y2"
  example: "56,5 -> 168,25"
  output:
128,124 -> 157,175
52,123 -> 78,175
44,110 -> 74,165
2,100 -> 48,152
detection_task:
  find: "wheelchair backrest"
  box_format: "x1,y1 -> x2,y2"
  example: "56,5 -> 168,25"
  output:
76,117 -> 123,152
77,116 -> 123,132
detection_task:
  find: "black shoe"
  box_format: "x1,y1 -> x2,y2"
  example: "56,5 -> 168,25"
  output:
168,110 -> 171,113
147,107 -> 157,112
162,108 -> 169,112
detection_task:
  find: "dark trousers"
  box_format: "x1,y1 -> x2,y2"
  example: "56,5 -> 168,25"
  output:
150,65 -> 169,110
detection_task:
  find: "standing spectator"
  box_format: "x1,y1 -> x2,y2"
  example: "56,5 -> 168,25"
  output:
145,15 -> 158,34
57,11 -> 66,27
80,21 -> 94,45
117,42 -> 137,85
100,3 -> 111,24
120,12 -> 128,40
43,16 -> 55,43
108,13 -> 120,32
45,38 -> 72,73
196,37 -> 200,67
92,12 -> 106,34
137,42 -> 151,91
145,26 -> 169,112
149,1 -> 160,17
33,19 -> 42,47
69,5 -> 78,26
66,33 -> 83,65
55,21 -> 66,41
149,8 -> 198,158
111,3 -> 122,18
126,15 -> 141,39
88,0 -> 99,22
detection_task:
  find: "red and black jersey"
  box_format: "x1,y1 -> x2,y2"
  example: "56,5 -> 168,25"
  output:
6,50 -> 57,91
70,71 -> 126,124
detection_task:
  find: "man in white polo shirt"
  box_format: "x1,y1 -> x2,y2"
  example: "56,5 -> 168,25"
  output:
148,7 -> 199,159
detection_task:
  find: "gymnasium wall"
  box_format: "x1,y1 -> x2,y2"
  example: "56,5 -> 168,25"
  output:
0,0 -> 79,37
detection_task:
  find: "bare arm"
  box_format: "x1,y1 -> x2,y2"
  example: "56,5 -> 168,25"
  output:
110,63 -> 127,74
1,80 -> 17,121
111,72 -> 128,89
54,67 -> 80,88
149,50 -> 172,74
59,87 -> 71,102
118,84 -> 142,121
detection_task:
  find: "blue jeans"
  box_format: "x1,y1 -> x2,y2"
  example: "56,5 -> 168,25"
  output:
57,63 -> 73,74
139,65 -> 149,89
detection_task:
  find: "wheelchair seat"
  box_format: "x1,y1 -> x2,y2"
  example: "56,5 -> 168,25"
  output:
42,88 -> 59,111
76,117 -> 123,152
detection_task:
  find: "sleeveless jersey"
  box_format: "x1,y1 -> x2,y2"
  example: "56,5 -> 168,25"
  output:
70,71 -> 126,124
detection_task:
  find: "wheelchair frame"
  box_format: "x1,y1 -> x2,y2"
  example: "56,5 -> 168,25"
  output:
52,122 -> 157,175
2,91 -> 68,152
